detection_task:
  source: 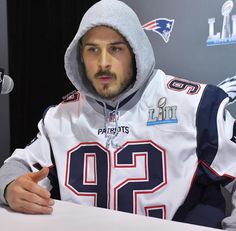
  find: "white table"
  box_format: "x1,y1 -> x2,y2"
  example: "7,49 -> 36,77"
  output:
0,200 -> 221,231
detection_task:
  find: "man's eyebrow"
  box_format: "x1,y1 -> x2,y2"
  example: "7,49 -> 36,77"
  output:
83,42 -> 97,46
83,41 -> 127,46
110,41 -> 127,46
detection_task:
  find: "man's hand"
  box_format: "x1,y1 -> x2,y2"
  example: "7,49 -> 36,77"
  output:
5,167 -> 54,214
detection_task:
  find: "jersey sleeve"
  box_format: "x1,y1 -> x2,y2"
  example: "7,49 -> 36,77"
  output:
0,108 -> 55,204
196,84 -> 236,181
196,85 -> 236,229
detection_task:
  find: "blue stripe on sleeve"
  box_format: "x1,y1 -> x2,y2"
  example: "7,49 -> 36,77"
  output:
196,85 -> 227,165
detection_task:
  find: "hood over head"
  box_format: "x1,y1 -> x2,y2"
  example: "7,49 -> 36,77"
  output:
64,0 -> 155,105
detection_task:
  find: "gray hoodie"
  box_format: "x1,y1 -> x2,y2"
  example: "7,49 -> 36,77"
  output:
64,0 -> 155,107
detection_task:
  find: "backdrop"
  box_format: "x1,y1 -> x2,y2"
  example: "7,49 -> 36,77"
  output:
123,0 -> 236,115
0,0 -> 10,166
8,0 -> 236,152
8,0 -> 98,151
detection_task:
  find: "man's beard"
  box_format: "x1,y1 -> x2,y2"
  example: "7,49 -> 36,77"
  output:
87,70 -> 134,100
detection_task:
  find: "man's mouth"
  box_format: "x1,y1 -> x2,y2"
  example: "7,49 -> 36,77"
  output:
97,75 -> 114,84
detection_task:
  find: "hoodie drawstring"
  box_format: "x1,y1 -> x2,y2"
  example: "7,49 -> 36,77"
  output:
103,101 -> 120,149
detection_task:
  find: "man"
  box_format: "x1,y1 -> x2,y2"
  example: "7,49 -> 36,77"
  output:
0,0 -> 236,229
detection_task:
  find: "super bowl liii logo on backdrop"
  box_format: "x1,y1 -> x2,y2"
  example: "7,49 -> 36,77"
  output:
147,97 -> 178,126
207,0 -> 236,46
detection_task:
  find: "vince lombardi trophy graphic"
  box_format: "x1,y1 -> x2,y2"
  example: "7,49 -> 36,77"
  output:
207,0 -> 236,46
221,0 -> 234,39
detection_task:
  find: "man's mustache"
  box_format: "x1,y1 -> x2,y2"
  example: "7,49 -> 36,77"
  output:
95,70 -> 116,78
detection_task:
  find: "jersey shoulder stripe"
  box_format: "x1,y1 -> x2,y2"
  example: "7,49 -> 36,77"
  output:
196,85 -> 228,164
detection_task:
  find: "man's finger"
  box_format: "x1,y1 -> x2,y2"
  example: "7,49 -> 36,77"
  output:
17,199 -> 53,214
21,189 -> 54,207
21,179 -> 51,199
28,167 -> 49,183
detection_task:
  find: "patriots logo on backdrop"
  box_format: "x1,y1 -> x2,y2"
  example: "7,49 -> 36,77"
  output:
143,18 -> 175,43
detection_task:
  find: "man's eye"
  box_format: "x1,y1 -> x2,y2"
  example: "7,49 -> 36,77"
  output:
111,46 -> 122,53
88,47 -> 98,53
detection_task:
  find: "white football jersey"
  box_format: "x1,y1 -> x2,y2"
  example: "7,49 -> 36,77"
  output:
9,70 -> 236,220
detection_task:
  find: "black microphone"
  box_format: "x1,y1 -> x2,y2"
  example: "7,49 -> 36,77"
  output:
0,68 -> 14,94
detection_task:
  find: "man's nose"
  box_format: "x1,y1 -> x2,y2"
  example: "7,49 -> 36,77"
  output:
98,49 -> 111,69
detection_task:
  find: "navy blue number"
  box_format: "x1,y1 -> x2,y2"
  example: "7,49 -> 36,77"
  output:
168,78 -> 200,94
66,143 -> 109,208
114,141 -> 166,218
66,141 -> 166,218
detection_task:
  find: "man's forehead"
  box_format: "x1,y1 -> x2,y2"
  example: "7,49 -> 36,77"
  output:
81,26 -> 127,44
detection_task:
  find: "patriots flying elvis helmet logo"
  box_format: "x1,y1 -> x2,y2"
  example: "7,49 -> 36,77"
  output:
143,18 -> 175,43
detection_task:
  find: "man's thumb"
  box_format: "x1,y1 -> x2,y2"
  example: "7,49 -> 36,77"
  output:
28,167 -> 49,183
